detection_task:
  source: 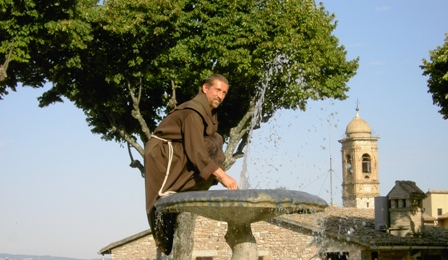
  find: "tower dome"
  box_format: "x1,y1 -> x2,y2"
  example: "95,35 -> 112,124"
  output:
345,112 -> 371,137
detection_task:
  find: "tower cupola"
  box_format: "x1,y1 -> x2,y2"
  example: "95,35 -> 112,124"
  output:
345,112 -> 372,138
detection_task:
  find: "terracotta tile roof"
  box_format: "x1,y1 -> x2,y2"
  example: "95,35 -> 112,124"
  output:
275,206 -> 448,249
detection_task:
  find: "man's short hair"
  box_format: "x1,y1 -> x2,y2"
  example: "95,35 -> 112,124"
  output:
203,74 -> 229,89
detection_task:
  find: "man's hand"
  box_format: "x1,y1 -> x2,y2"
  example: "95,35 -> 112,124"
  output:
212,168 -> 238,190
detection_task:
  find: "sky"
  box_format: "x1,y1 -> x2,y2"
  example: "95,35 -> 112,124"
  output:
1,1 -> 448,259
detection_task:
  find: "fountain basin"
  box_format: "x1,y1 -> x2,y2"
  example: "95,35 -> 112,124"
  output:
155,189 -> 328,223
155,189 -> 328,260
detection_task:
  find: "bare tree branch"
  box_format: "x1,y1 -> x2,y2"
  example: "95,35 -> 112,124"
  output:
127,79 -> 151,141
110,121 -> 145,156
103,80 -> 151,176
0,46 -> 13,82
222,103 -> 255,171
234,132 -> 249,158
167,80 -> 179,110
128,142 -> 145,177
105,109 -> 145,157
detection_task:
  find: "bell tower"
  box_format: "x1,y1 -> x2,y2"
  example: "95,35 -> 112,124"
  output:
338,108 -> 380,208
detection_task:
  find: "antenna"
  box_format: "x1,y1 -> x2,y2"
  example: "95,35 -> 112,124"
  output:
329,114 -> 334,205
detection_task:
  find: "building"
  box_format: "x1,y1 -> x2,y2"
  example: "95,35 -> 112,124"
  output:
423,190 -> 448,228
338,110 -> 380,209
386,180 -> 426,237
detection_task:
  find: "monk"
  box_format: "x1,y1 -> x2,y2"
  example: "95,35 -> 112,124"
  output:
144,74 -> 238,255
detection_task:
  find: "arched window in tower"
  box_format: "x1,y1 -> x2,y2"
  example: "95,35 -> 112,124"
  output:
346,154 -> 353,175
362,154 -> 371,173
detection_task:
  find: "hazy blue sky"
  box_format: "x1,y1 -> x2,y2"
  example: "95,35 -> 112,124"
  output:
1,1 -> 448,259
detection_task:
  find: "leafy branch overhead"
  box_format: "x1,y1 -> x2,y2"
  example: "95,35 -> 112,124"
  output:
0,0 -> 358,171
421,33 -> 448,120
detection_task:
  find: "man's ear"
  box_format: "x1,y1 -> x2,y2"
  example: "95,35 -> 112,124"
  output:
202,84 -> 208,93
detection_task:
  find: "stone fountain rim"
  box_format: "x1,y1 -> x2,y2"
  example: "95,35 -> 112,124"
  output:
155,189 -> 328,211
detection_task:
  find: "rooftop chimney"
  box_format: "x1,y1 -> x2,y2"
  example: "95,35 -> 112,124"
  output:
386,180 -> 426,237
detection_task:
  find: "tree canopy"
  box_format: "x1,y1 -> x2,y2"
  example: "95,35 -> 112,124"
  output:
421,33 -> 448,120
1,0 -> 358,173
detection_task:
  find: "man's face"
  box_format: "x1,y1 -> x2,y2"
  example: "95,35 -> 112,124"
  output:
202,80 -> 229,109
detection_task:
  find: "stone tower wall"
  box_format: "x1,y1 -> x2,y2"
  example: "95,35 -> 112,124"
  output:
340,137 -> 380,209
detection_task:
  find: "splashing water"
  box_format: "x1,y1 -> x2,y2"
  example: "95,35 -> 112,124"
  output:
238,54 -> 291,189
239,73 -> 270,189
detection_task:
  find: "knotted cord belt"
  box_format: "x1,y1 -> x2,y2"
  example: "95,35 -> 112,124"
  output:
151,134 -> 177,198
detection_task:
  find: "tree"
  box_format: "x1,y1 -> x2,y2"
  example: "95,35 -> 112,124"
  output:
1,0 -> 359,180
421,33 -> 448,120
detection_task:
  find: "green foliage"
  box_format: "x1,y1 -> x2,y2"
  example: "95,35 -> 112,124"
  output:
421,33 -> 448,120
0,0 -> 99,93
1,0 -> 358,146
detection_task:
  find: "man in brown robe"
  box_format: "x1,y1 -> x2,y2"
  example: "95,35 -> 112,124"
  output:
144,74 -> 238,255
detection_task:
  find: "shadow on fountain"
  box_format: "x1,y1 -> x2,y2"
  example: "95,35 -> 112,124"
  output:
154,189 -> 328,260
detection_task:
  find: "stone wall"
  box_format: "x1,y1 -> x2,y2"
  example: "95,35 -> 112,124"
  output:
110,234 -> 156,260
192,216 -> 322,259
105,211 -> 446,260
109,215 -> 327,260
389,208 -> 424,237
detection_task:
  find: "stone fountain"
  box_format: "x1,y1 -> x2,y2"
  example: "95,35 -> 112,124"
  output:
154,189 -> 328,260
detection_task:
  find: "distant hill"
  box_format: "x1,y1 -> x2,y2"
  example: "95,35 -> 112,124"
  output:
0,253 -> 108,260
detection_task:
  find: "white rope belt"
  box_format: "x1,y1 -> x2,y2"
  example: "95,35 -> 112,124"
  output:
151,134 -> 177,198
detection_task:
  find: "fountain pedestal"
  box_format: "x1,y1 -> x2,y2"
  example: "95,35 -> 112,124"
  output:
224,221 -> 258,259
155,189 -> 328,260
